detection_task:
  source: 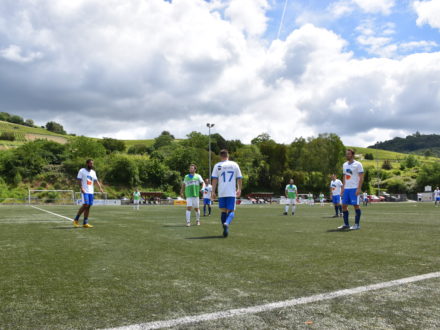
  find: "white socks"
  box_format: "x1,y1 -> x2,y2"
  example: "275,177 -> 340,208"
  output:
186,210 -> 191,223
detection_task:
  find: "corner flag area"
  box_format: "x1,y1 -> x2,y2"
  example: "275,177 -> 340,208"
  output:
1,203 -> 439,329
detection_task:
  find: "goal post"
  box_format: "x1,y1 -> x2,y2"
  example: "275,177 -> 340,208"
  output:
28,190 -> 75,205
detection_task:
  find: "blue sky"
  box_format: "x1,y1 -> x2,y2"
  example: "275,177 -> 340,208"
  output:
0,0 -> 439,146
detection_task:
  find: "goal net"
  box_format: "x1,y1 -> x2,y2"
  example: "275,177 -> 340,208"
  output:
28,190 -> 75,205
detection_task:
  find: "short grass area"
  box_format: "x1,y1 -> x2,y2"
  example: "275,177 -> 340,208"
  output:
0,203 -> 439,329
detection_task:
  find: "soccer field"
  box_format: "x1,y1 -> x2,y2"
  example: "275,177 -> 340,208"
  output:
1,203 -> 439,329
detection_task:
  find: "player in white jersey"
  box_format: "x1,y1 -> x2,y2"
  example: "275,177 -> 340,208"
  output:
74,159 -> 104,228
363,192 -> 369,206
202,178 -> 213,216
339,149 -> 364,230
330,174 -> 343,217
434,187 -> 440,207
211,149 -> 242,238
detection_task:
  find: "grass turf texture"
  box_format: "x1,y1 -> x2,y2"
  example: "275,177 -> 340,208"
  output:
0,203 -> 439,329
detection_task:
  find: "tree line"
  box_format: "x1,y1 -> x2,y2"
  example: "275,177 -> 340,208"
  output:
0,130 -> 439,199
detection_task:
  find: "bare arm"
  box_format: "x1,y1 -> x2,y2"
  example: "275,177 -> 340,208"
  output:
96,180 -> 104,193
211,178 -> 218,200
78,179 -> 85,194
236,178 -> 242,198
180,183 -> 185,198
356,173 -> 364,196
341,177 -> 345,196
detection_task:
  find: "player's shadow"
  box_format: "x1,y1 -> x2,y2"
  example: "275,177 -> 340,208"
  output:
326,228 -> 351,233
52,227 -> 78,230
185,236 -> 224,239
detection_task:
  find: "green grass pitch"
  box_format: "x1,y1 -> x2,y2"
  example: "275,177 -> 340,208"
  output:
1,203 -> 439,329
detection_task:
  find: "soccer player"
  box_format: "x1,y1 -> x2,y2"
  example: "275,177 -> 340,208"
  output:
330,174 -> 343,217
202,178 -> 212,216
180,164 -> 205,226
434,187 -> 440,207
133,188 -> 141,210
284,179 -> 297,215
363,191 -> 369,206
308,193 -> 314,206
211,149 -> 242,238
319,193 -> 325,206
338,149 -> 364,230
74,159 -> 104,228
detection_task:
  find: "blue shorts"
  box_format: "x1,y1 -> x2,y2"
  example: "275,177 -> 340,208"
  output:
436,197 -> 440,201
342,189 -> 359,206
332,195 -> 341,204
203,198 -> 212,205
218,197 -> 236,210
82,193 -> 94,206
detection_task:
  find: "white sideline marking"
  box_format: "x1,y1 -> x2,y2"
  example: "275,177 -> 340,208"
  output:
30,205 -> 73,222
108,271 -> 440,330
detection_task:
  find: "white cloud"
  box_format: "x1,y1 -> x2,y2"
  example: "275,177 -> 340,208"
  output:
328,0 -> 395,17
224,0 -> 269,36
0,0 -> 439,147
0,45 -> 42,63
414,0 -> 440,30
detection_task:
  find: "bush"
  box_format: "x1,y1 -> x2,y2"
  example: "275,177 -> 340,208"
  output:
381,160 -> 393,170
46,121 -> 67,134
0,132 -> 15,141
364,153 -> 374,160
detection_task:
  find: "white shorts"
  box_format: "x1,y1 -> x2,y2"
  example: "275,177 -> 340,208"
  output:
186,197 -> 200,208
287,198 -> 297,205
133,200 -> 140,204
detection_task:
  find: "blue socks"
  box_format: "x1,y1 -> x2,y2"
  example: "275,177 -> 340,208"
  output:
225,212 -> 235,225
343,211 -> 349,226
74,215 -> 80,221
83,218 -> 88,225
355,209 -> 361,225
221,212 -> 227,224
334,205 -> 339,216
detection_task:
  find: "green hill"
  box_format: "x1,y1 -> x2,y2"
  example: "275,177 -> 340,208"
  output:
368,132 -> 440,157
0,121 -> 69,148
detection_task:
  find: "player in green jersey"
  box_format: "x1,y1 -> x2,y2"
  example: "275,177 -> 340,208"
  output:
133,188 -> 141,210
284,179 -> 298,215
180,164 -> 205,226
319,193 -> 325,207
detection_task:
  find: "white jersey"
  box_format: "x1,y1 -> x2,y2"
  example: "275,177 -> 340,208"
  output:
363,192 -> 368,199
77,168 -> 98,194
203,184 -> 212,199
211,160 -> 242,198
434,189 -> 440,198
330,179 -> 343,196
343,160 -> 364,189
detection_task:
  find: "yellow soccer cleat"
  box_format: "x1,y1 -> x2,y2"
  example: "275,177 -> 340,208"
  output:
83,223 -> 94,228
73,220 -> 80,228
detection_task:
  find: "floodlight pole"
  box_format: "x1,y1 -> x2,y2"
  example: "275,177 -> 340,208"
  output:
207,123 -> 215,183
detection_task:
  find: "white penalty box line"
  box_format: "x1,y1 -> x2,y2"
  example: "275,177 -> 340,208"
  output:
108,271 -> 440,330
30,205 -> 73,222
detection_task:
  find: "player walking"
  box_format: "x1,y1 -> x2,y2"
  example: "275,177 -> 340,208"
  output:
284,179 -> 298,215
211,149 -> 243,238
434,187 -> 440,207
180,164 -> 205,226
74,159 -> 104,228
338,149 -> 364,230
133,188 -> 141,210
330,174 -> 343,217
202,178 -> 213,216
